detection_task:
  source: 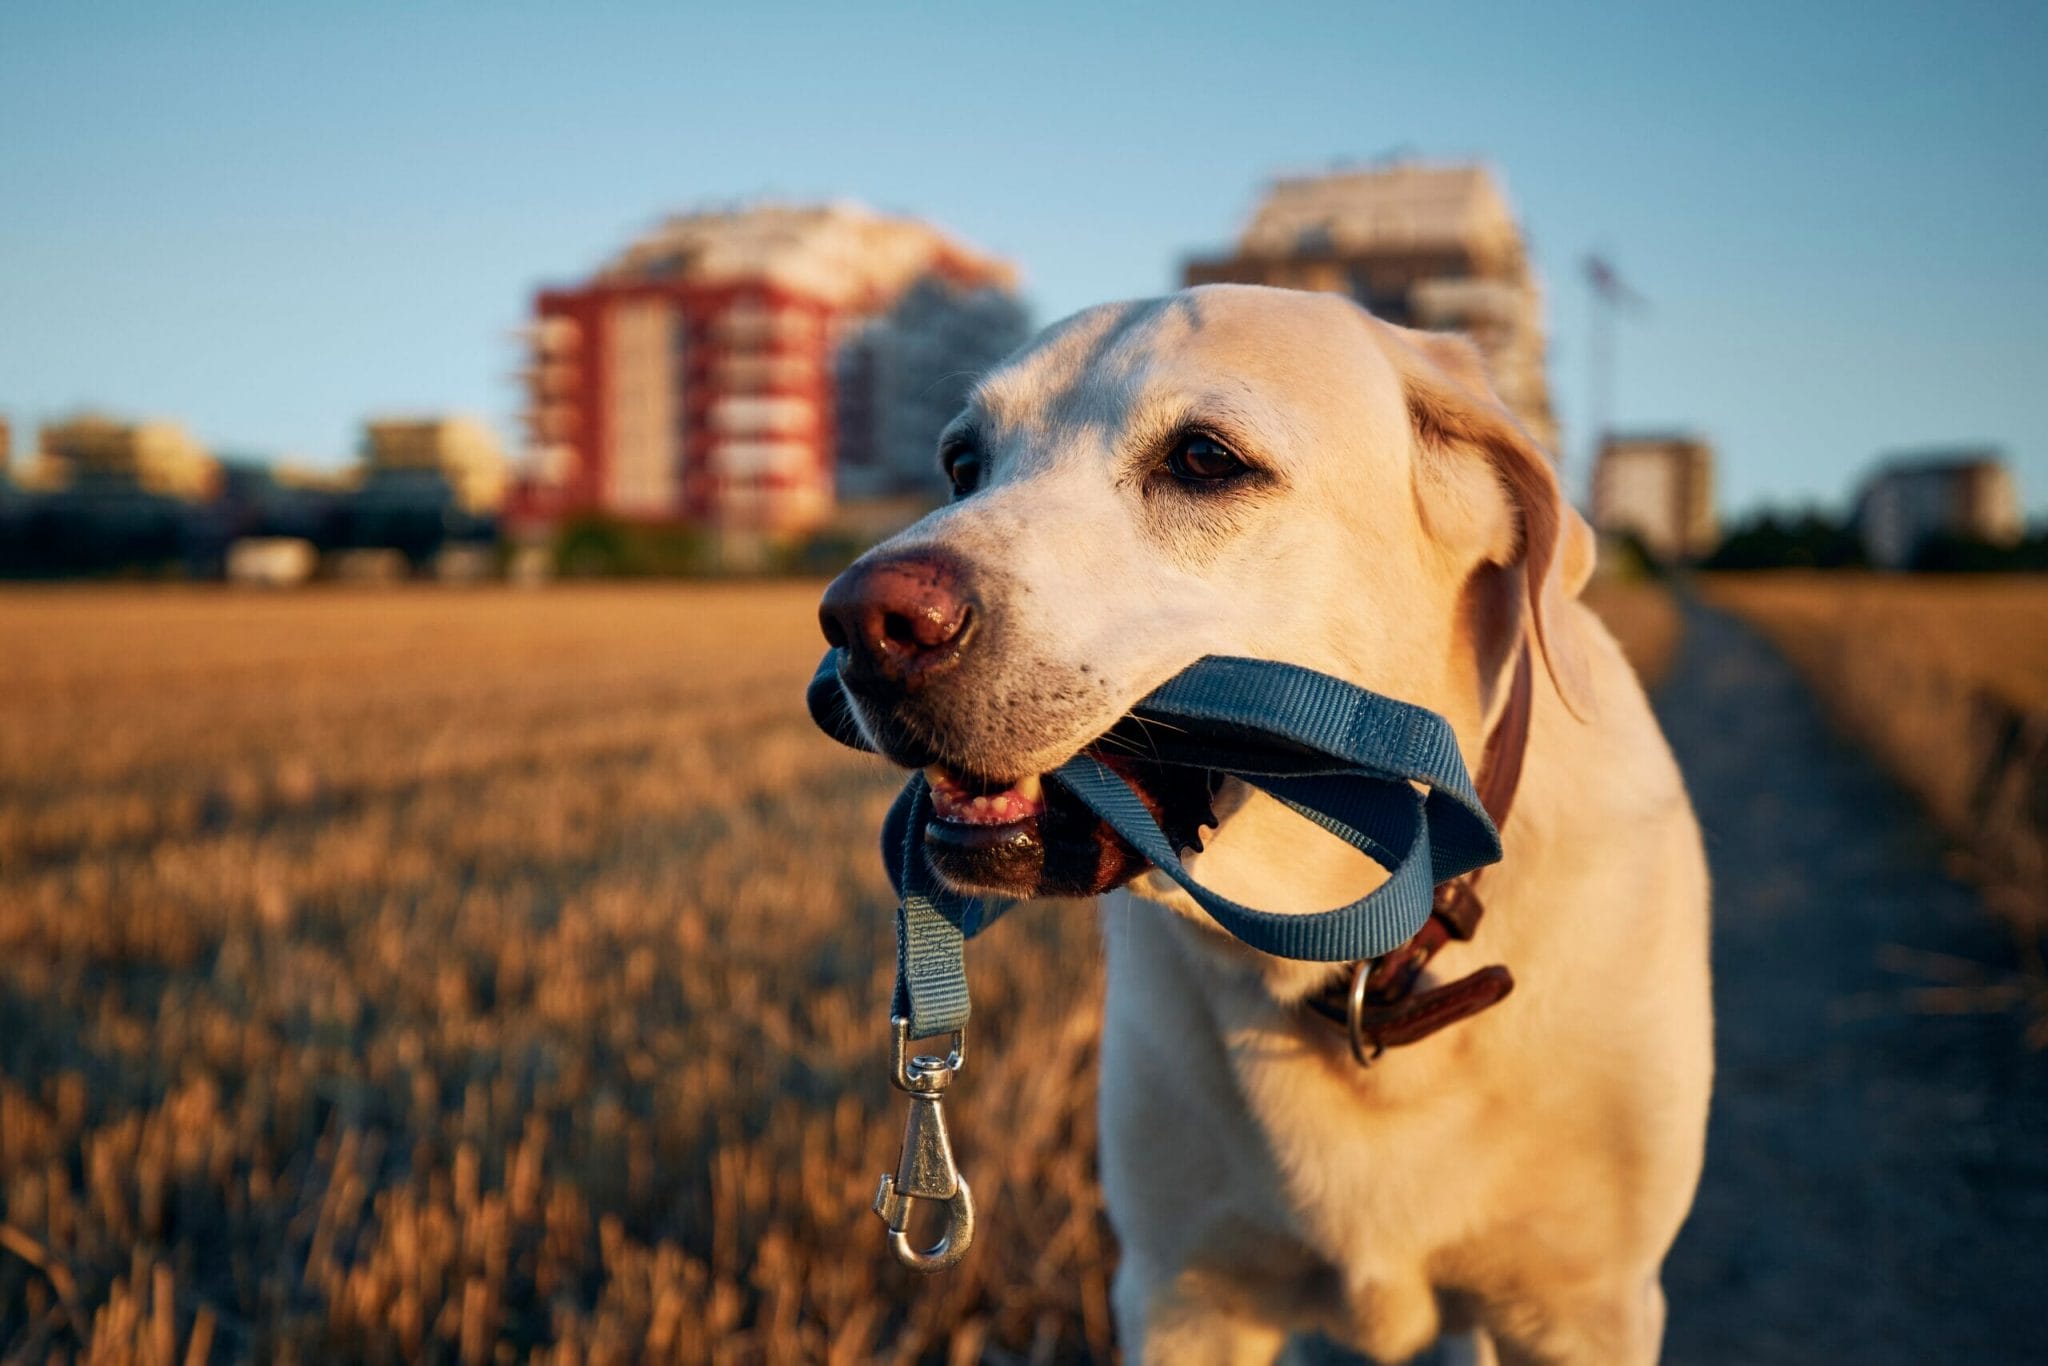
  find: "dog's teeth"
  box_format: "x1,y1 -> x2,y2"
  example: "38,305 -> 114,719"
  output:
921,766 -> 1049,824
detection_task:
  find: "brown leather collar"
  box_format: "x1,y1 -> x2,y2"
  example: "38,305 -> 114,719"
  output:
1303,640 -> 1535,1063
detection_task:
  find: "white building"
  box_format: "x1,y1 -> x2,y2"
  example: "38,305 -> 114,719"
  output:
1591,433 -> 1718,563
1855,453 -> 2023,569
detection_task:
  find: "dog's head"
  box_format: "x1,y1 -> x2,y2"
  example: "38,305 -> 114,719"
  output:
819,284 -> 1594,900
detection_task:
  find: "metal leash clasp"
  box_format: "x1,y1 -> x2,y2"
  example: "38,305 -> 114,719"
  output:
872,1016 -> 975,1272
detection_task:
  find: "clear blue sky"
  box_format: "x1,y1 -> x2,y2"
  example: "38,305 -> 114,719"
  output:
3,1 -> 2043,516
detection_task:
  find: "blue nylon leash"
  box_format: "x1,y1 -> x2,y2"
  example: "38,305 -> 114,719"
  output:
807,650 -> 1503,1040
812,648 -> 1505,1271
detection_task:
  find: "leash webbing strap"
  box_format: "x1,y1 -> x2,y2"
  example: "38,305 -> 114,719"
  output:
882,776 -> 1001,1032
810,652 -> 1503,1039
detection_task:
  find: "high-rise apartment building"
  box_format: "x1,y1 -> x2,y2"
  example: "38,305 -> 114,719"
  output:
1591,433 -> 1718,563
1185,162 -> 1558,453
520,203 -> 1027,533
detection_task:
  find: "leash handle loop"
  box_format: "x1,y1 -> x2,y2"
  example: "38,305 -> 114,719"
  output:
809,651 -> 1503,1039
1049,755 -> 1438,964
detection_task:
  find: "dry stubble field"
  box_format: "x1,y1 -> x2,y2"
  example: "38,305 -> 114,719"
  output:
0,581 -> 1672,1364
1704,573 -> 2048,936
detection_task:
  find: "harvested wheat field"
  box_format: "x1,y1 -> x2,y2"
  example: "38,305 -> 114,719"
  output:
1580,578 -> 1682,688
1703,573 -> 2048,926
1703,573 -> 2048,711
0,583 -> 1677,1364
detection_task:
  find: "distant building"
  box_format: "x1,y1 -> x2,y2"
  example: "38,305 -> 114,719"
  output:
519,201 -> 1028,534
1855,451 -> 2023,569
38,414 -> 219,501
1185,162 -> 1557,452
363,416 -> 507,515
226,537 -> 319,587
1591,433 -> 1718,563
273,461 -> 360,494
0,414 -> 11,481
12,448 -> 74,493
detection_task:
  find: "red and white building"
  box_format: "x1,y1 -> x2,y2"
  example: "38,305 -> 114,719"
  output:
515,202 -> 1027,534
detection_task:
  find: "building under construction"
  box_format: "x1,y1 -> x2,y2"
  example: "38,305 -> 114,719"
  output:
1185,162 -> 1558,453
518,202 -> 1029,535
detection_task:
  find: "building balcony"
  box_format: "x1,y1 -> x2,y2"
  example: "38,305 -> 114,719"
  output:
710,306 -> 823,347
712,354 -> 818,391
709,396 -> 818,438
708,439 -> 815,480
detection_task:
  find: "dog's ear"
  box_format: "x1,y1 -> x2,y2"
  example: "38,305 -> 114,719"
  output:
1390,327 -> 1598,722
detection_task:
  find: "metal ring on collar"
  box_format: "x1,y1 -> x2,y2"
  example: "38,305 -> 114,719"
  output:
1347,960 -> 1384,1068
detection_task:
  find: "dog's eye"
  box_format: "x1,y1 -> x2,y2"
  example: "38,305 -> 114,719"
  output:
1166,433 -> 1247,484
943,445 -> 983,498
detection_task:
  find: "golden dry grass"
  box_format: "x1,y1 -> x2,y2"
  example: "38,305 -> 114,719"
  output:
1703,574 -> 2048,712
0,585 -> 1116,1364
1704,573 -> 2048,926
0,583 -> 1689,1364
1580,579 -> 1682,688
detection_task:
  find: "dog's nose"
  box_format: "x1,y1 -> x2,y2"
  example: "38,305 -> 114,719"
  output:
819,550 -> 979,693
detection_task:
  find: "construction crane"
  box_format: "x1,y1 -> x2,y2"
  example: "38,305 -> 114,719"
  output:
1582,254 -> 1648,484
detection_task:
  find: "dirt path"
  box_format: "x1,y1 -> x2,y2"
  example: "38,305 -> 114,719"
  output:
1656,598 -> 2048,1363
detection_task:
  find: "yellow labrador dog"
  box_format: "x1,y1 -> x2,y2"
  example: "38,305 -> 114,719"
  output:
817,285 -> 1711,1364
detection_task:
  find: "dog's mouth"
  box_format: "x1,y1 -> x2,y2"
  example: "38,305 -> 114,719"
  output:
921,739 -> 1221,899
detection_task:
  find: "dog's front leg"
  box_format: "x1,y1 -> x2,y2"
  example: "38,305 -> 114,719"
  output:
1113,1258 -> 1291,1366
1100,894 -> 1306,1362
1486,1275 -> 1665,1366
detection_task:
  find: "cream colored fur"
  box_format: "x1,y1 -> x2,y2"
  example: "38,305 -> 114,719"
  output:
879,286 -> 1712,1364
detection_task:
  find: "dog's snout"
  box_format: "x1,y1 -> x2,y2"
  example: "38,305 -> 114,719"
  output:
819,550 -> 980,693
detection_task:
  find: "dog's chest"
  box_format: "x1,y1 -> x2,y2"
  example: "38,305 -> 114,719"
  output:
1217,994 -> 1493,1268
1103,892 -> 1491,1276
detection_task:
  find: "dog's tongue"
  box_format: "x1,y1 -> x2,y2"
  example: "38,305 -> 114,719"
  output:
926,768 -> 1047,825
